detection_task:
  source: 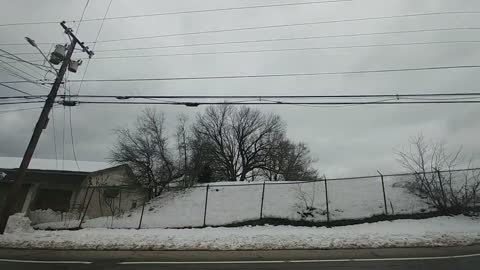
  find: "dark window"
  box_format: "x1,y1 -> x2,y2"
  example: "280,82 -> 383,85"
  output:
32,189 -> 72,212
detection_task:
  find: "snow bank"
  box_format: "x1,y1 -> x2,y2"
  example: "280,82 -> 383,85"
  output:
5,213 -> 34,234
29,209 -> 79,225
1,216 -> 479,250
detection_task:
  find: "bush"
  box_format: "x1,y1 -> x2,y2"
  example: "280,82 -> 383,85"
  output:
397,135 -> 480,213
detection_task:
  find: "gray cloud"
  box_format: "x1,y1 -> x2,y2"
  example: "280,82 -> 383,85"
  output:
1,0 -> 480,177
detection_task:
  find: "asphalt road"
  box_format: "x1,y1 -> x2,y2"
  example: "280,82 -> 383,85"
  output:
1,245 -> 480,269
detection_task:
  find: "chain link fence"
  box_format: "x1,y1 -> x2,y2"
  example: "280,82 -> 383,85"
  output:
36,168 -> 480,230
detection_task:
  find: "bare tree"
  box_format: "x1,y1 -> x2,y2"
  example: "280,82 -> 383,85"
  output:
88,175 -> 121,227
292,182 -> 327,220
102,188 -> 120,228
189,136 -> 220,183
112,105 -> 318,186
232,106 -> 285,181
192,105 -> 287,181
176,114 -> 190,187
397,134 -> 480,213
192,105 -> 241,181
111,108 -> 182,196
262,139 -> 318,182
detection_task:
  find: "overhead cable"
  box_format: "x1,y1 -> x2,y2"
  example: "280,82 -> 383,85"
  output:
95,11 -> 480,43
61,65 -> 480,83
85,40 -> 480,60
0,0 -> 350,27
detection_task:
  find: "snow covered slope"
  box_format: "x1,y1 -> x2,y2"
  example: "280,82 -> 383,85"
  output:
37,177 -> 433,229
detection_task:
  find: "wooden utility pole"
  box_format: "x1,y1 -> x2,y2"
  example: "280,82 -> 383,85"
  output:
0,22 -> 93,234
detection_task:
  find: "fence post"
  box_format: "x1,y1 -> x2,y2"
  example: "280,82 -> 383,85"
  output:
137,195 -> 147,230
474,188 -> 477,209
77,186 -> 90,220
436,169 -> 447,207
377,170 -> 388,215
78,187 -> 94,229
203,185 -> 210,227
259,181 -> 266,220
323,177 -> 330,225
118,189 -> 122,211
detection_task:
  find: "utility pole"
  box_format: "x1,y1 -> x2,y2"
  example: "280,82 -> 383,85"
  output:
0,21 -> 93,234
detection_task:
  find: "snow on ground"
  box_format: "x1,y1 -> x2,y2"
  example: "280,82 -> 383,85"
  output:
1,216 -> 479,250
0,157 -> 110,172
5,213 -> 33,234
29,209 -> 79,226
38,176 -> 432,229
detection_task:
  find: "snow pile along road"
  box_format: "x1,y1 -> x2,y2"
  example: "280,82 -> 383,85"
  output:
2,216 -> 479,250
5,213 -> 34,234
29,209 -> 80,225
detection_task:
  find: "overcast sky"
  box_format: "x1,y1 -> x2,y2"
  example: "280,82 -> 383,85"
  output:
1,0 -> 479,177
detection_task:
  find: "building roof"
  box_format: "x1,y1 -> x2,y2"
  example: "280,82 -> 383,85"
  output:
87,164 -> 142,188
0,157 -> 111,173
88,164 -> 132,176
0,168 -> 89,185
0,158 -> 140,187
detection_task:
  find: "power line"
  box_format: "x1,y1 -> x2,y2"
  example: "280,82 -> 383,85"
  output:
0,59 -> 40,82
0,49 -> 56,87
85,40 -> 480,60
0,50 -> 49,79
0,80 -> 45,84
0,20 -> 60,28
62,70 -> 69,170
0,41 -> 57,47
9,37 -> 480,60
0,100 -> 44,106
75,0 -> 91,33
0,82 -> 34,96
0,0 -> 351,27
68,107 -> 80,170
0,65 -> 42,86
76,0 -> 113,95
0,64 -> 51,92
4,10 -> 475,46
2,92 -> 479,101
4,65 -> 480,86
73,99 -> 480,106
0,106 -> 44,114
0,95 -> 45,100
0,54 -> 53,72
0,67 -> 45,92
95,11 -> 480,43
61,92 -> 480,100
62,105 -> 66,169
84,0 -> 352,22
5,26 -> 480,51
60,65 -> 480,83
63,69 -> 80,170
93,27 -> 480,53
51,107 -> 58,169
64,92 -> 480,106
5,92 -> 480,107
